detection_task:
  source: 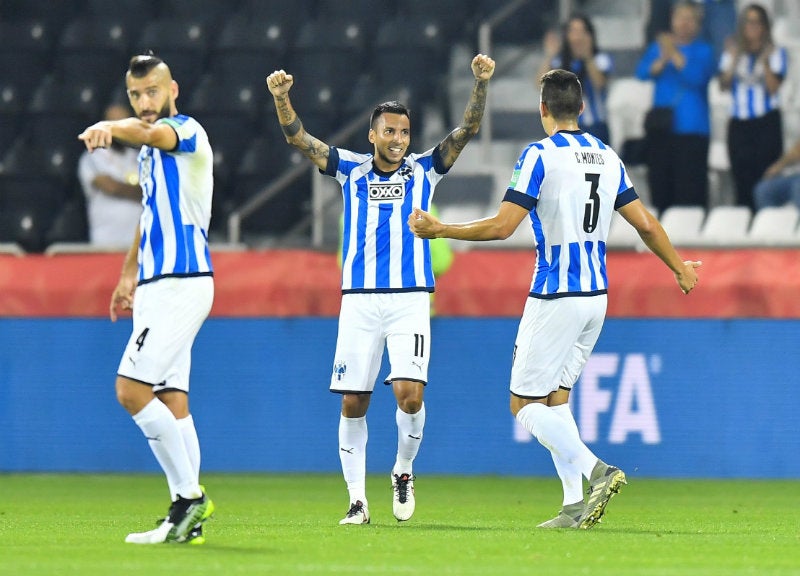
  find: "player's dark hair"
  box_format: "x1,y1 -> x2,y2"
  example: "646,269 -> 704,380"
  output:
370,101 -> 411,130
128,51 -> 165,78
539,69 -> 583,120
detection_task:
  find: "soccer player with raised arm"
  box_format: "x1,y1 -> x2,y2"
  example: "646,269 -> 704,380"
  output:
409,69 -> 701,529
79,53 -> 215,544
266,53 -> 495,525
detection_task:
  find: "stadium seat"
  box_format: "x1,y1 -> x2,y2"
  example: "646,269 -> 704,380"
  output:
394,0 -> 478,42
659,205 -> 706,247
0,79 -> 30,157
84,0 -> 154,31
434,174 -> 495,209
52,19 -> 132,97
697,205 -> 752,247
290,18 -> 367,102
747,205 -> 800,246
231,137 -> 310,236
158,0 -> 236,27
373,16 -> 448,101
133,19 -> 211,96
235,0 -> 312,32
0,20 -> 54,95
0,0 -> 82,29
27,75 -> 104,149
208,12 -> 289,88
0,174 -> 67,253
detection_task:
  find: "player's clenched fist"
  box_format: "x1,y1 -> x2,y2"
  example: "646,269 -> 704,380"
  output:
266,70 -> 293,96
471,54 -> 496,81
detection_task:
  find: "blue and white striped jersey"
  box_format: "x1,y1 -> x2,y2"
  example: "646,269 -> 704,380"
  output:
504,130 -> 637,298
136,114 -> 214,284
324,146 -> 447,293
719,47 -> 788,120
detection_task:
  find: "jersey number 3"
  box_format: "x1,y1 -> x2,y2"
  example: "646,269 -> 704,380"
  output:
583,173 -> 600,233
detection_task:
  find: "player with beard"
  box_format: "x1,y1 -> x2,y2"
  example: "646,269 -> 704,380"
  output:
79,52 -> 215,544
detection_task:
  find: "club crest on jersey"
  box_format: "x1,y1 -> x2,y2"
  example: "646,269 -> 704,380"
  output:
368,181 -> 405,201
333,361 -> 347,381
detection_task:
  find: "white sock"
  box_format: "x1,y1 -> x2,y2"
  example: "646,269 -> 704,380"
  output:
132,399 -> 202,500
551,403 -> 599,479
339,415 -> 368,505
176,414 -> 201,499
516,403 -> 584,506
394,403 -> 425,476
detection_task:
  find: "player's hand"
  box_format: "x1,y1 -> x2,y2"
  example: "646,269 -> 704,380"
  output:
408,208 -> 442,239
675,260 -> 702,295
109,275 -> 137,322
471,54 -> 495,81
542,30 -> 561,58
266,70 -> 294,96
78,122 -> 114,152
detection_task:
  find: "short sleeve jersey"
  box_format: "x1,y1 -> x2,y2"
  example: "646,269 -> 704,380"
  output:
136,114 -> 214,284
504,130 -> 637,298
324,146 -> 447,293
718,46 -> 788,119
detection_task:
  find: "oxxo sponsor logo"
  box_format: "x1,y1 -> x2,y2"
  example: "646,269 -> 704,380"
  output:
514,353 -> 661,444
368,181 -> 405,201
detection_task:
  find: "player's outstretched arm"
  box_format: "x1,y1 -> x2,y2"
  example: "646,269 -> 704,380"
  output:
79,117 -> 177,152
409,201 -> 527,242
618,199 -> 701,294
266,69 -> 329,171
437,54 -> 495,170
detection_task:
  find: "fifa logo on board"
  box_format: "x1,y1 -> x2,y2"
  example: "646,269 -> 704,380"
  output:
514,353 -> 661,445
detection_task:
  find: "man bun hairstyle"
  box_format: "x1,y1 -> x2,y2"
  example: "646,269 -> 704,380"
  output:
128,51 -> 165,78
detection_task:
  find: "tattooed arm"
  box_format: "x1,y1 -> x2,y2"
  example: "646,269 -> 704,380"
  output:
438,54 -> 495,170
266,69 -> 330,171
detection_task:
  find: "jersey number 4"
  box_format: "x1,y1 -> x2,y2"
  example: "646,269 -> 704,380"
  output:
583,173 -> 600,233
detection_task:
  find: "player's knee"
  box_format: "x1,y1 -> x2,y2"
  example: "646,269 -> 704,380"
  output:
115,377 -> 153,415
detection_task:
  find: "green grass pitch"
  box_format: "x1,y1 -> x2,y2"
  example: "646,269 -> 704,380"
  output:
0,473 -> 798,575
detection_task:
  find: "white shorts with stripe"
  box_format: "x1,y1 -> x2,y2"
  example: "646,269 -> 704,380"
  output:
510,294 -> 607,399
117,275 -> 214,393
330,292 -> 430,393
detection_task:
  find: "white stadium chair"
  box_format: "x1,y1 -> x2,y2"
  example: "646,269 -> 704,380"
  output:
696,205 -> 752,247
747,205 -> 800,246
659,205 -> 706,247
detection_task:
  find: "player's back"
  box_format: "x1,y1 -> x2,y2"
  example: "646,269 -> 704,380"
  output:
512,130 -> 634,296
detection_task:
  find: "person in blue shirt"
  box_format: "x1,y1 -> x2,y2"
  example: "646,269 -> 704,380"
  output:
719,3 -> 787,210
636,0 -> 716,211
539,13 -> 613,144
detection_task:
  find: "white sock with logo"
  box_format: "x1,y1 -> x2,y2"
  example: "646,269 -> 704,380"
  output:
394,403 -> 425,476
339,415 -> 368,505
176,414 -> 201,498
133,399 -> 202,500
551,403 -> 599,479
516,403 -> 584,506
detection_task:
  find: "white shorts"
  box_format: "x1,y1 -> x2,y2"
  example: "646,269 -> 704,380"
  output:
117,275 -> 214,393
510,294 -> 607,399
330,292 -> 431,393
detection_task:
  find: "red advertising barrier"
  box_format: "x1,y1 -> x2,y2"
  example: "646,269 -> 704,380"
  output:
1,249 -> 798,317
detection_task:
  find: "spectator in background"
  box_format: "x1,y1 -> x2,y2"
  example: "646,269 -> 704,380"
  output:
539,13 -> 612,143
753,139 -> 800,210
78,103 -> 142,247
719,3 -> 787,210
636,0 -> 715,212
